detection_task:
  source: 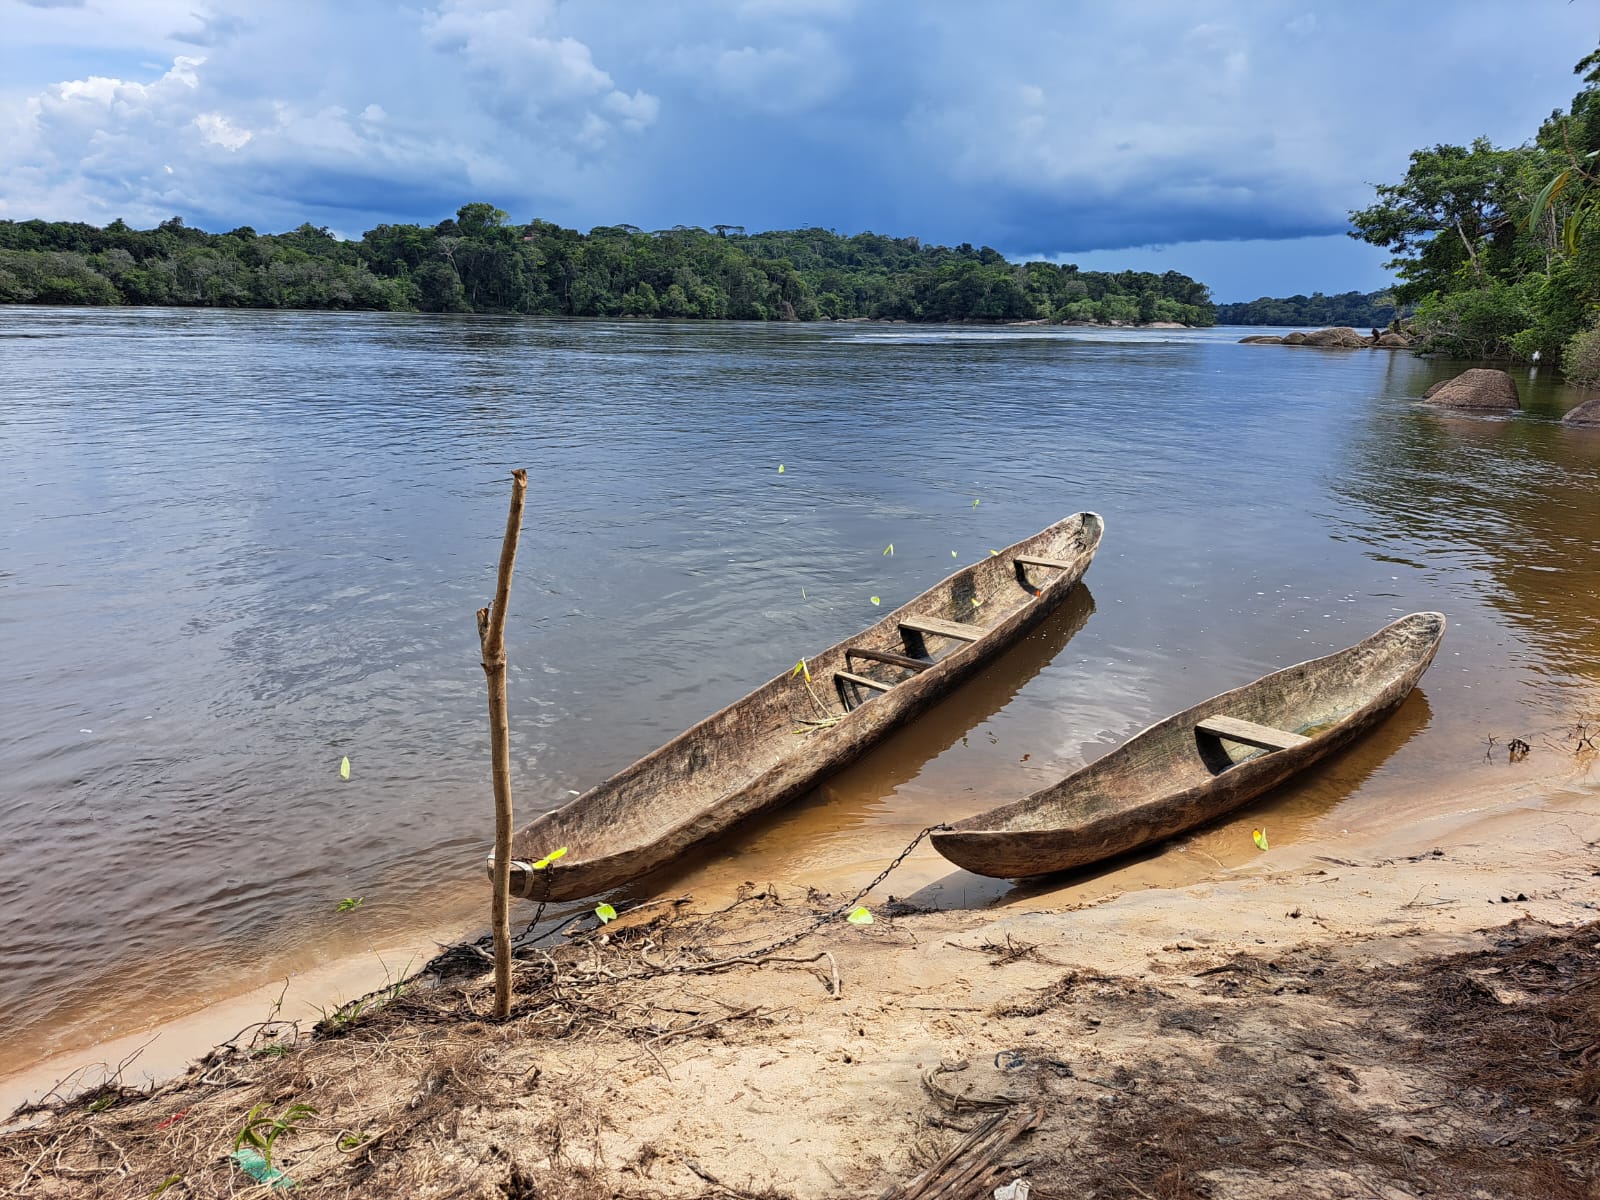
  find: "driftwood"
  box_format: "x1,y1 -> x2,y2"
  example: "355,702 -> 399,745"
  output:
881,1104 -> 1043,1200
478,468 -> 528,1020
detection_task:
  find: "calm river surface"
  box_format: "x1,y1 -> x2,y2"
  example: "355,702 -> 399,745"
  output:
2,309 -> 1598,1075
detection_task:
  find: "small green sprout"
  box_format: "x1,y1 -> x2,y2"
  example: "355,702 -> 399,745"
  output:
233,1101 -> 318,1171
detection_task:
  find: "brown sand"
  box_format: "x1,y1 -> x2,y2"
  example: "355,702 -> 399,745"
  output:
2,750 -> 1596,1199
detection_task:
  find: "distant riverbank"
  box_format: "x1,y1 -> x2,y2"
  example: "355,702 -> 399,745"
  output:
0,210 -> 1215,325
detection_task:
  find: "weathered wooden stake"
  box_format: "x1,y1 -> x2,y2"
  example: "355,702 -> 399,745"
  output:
477,468 -> 527,1020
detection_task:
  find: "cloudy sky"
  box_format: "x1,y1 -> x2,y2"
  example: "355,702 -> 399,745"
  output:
2,1 -> 1595,300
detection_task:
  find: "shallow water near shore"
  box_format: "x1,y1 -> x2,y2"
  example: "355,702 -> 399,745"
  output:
2,310 -> 1598,1083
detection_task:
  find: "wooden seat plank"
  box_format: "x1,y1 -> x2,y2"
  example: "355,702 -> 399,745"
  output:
1014,555 -> 1075,570
1195,715 -> 1309,752
846,647 -> 932,673
836,670 -> 894,693
899,615 -> 982,643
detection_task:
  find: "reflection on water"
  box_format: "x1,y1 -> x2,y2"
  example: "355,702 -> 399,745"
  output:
2,311 -> 1598,1076
1334,377 -> 1600,700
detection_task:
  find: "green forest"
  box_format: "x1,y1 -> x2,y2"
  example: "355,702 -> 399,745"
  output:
1215,289 -> 1398,328
0,209 -> 1214,327
1348,49 -> 1600,372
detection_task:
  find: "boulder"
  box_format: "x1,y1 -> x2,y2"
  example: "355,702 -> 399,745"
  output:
1562,397 -> 1600,426
1300,326 -> 1370,348
1375,332 -> 1412,349
1239,335 -> 1285,344
1422,368 -> 1521,410
1282,331 -> 1308,345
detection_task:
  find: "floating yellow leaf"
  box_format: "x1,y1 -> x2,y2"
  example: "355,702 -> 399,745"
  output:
951,550 -> 958,557
883,543 -> 894,556
339,756 -> 350,781
801,587 -> 807,600
972,498 -> 980,508
846,906 -> 873,925
870,596 -> 881,606
989,549 -> 998,556
1252,828 -> 1269,851
777,464 -> 784,473
792,658 -> 811,682
532,846 -> 569,870
595,902 -> 617,924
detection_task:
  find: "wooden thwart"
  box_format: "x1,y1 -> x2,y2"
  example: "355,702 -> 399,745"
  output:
846,647 -> 932,672
1195,714 -> 1309,752
1014,554 -> 1076,570
836,670 -> 894,694
899,615 -> 982,643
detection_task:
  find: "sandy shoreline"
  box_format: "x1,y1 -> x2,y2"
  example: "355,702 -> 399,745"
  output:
2,749 -> 1595,1196
3,741 -> 1585,1118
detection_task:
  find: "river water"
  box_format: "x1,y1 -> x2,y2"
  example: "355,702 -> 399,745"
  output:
2,309 -> 1597,1077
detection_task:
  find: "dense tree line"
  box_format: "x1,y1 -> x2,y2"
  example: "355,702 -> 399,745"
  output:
0,206 -> 1214,326
1215,289 -> 1399,328
1348,50 -> 1600,364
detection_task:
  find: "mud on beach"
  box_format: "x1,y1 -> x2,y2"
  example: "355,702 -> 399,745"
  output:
2,784 -> 1597,1200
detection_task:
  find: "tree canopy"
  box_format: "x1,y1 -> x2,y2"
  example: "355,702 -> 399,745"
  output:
1348,53 -> 1600,361
0,210 -> 1215,327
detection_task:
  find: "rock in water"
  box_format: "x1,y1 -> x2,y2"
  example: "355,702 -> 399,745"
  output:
1300,326 -> 1370,348
1422,368 -> 1521,410
1238,334 -> 1285,344
1563,397 -> 1600,426
1375,332 -> 1412,348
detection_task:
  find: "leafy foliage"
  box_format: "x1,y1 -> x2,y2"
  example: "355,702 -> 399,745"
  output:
0,209 -> 1215,326
1348,53 -> 1600,362
1560,318 -> 1600,381
232,1101 -> 317,1170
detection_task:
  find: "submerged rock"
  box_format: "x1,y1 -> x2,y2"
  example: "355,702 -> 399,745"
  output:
1422,368 -> 1521,410
1562,397 -> 1600,426
1239,334 -> 1284,344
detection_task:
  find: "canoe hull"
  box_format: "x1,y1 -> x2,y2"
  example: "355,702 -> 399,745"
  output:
930,612 -> 1445,880
506,513 -> 1104,901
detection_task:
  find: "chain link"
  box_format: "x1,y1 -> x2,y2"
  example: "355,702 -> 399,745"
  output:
699,822 -> 950,962
417,822 -> 947,988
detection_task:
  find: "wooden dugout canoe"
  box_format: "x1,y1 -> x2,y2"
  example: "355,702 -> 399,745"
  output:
930,611 -> 1445,880
503,513 -> 1104,901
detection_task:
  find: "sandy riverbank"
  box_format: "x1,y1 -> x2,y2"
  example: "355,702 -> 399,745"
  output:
2,751 -> 1595,1198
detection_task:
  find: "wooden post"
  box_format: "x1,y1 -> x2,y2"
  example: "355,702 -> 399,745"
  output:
478,468 -> 527,1020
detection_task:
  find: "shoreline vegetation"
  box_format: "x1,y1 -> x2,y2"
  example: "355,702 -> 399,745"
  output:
0,210 -> 1215,327
1347,50 -> 1600,376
